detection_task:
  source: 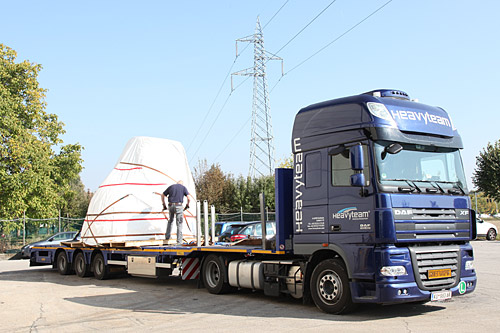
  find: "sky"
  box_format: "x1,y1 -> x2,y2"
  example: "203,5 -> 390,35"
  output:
1,0 -> 499,191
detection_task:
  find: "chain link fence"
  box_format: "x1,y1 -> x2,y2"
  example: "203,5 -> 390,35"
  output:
0,217 -> 84,253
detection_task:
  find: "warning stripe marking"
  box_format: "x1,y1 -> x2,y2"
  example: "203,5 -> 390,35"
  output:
181,258 -> 200,280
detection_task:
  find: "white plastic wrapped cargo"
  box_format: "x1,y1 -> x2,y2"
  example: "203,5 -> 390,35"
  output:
80,137 -> 196,246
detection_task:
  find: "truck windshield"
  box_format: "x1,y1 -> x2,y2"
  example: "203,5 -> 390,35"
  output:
374,141 -> 468,194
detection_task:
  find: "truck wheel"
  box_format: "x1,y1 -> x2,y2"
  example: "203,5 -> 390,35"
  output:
486,228 -> 497,241
202,254 -> 232,294
56,251 -> 72,275
74,252 -> 91,277
310,259 -> 355,314
92,253 -> 109,280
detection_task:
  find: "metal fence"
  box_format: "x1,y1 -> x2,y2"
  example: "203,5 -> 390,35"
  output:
0,217 -> 84,253
217,211 -> 275,222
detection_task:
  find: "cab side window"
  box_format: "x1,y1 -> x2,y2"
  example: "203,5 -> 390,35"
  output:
305,152 -> 321,188
331,145 -> 370,186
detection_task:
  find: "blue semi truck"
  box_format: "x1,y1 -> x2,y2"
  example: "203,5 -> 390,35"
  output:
30,89 -> 476,314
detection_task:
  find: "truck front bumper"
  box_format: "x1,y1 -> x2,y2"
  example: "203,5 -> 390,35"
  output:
350,243 -> 477,304
351,276 -> 476,304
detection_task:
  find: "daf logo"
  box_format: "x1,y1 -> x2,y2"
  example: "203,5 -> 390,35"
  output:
395,209 -> 412,215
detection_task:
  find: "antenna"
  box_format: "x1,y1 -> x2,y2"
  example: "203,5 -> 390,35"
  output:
232,17 -> 283,178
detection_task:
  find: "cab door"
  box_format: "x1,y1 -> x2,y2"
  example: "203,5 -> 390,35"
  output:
327,142 -> 375,242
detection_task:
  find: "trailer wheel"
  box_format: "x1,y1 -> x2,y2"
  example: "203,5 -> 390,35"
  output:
202,254 -> 232,294
74,252 -> 91,277
310,259 -> 355,314
56,251 -> 72,275
92,252 -> 109,280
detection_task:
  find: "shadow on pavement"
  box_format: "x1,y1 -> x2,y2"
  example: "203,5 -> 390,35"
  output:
0,264 -> 445,321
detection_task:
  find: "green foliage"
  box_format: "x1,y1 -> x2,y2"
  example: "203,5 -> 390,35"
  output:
193,160 -> 235,213
60,178 -> 92,218
469,191 -> 499,215
193,160 -> 275,214
473,140 -> 500,202
0,44 -> 84,232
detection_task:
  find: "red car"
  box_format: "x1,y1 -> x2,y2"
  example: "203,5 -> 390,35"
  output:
230,221 -> 276,242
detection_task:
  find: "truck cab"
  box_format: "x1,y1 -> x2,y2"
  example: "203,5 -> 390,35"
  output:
290,89 -> 476,312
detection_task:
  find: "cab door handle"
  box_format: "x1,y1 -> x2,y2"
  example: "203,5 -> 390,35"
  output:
330,225 -> 341,232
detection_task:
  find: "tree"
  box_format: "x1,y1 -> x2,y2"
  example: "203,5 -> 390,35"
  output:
60,177 -> 91,218
0,44 -> 84,232
473,140 -> 500,202
276,154 -> 293,169
193,160 -> 234,213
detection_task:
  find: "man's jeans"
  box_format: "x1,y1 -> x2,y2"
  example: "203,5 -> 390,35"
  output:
166,203 -> 183,244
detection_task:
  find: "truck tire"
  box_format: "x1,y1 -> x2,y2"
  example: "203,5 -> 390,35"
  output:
56,251 -> 72,275
202,254 -> 232,294
92,252 -> 109,280
486,228 -> 497,241
310,259 -> 355,314
74,252 -> 91,277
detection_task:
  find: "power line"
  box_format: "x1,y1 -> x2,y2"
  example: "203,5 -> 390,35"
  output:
274,0 -> 338,55
288,0 -> 393,74
211,114 -> 252,165
270,0 -> 393,93
211,1 -> 339,163
262,0 -> 290,30
186,0 -> 290,156
186,59 -> 238,153
188,76 -> 252,165
212,1 -> 394,164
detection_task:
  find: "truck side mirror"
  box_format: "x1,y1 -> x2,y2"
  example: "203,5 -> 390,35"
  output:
350,145 -> 364,171
350,173 -> 366,187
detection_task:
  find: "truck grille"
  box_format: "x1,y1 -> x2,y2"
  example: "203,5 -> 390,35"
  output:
393,208 -> 470,241
409,246 -> 460,291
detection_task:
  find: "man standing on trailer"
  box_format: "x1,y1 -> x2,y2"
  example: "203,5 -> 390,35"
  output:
161,180 -> 190,244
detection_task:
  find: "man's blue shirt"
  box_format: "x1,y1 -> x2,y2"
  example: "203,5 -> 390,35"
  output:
163,184 -> 189,203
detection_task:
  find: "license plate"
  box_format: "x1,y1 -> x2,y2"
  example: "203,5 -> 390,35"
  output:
428,268 -> 452,279
431,290 -> 452,301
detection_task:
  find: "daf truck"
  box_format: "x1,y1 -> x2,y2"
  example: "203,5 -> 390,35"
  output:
30,89 -> 476,314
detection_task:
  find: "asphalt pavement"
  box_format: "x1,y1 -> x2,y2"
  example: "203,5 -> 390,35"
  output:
0,240 -> 498,332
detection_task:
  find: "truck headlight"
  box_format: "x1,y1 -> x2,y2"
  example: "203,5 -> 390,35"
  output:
380,266 -> 407,276
465,260 -> 474,271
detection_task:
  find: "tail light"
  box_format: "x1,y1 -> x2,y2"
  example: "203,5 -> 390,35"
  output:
230,234 -> 247,242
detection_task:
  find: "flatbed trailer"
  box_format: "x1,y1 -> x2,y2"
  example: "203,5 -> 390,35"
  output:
31,229 -> 300,297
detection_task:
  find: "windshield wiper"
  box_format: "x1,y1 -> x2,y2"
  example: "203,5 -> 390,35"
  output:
430,180 -> 466,195
431,181 -> 445,194
415,180 -> 445,193
385,179 -> 422,193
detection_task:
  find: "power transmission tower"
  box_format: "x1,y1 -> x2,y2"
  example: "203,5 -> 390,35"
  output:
232,17 -> 283,178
